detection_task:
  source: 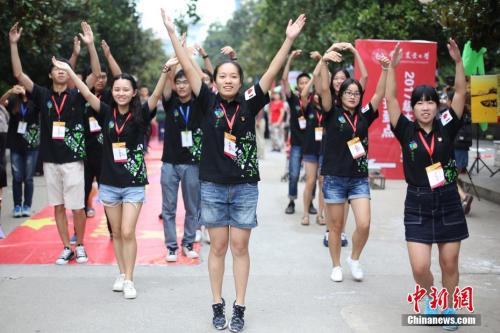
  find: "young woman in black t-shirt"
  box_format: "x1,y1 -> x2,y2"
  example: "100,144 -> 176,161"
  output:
162,9 -> 305,332
51,57 -> 168,300
386,41 -> 467,323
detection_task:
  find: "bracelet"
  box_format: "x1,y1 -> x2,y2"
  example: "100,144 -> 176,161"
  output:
231,57 -> 238,61
202,55 -> 209,59
162,67 -> 171,73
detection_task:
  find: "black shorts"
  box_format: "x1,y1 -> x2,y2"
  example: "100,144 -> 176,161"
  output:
404,183 -> 469,244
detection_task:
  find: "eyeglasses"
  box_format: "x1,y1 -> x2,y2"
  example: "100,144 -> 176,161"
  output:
344,91 -> 361,98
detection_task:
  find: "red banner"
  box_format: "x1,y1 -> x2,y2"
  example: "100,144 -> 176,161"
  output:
354,39 -> 437,179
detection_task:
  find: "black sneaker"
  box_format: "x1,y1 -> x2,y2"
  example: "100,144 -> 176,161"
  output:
212,298 -> 228,330
323,231 -> 329,247
229,302 -> 246,332
309,203 -> 317,215
55,247 -> 74,265
285,201 -> 295,214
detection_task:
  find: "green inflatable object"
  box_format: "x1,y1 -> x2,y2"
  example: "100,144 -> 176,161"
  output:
462,41 -> 487,76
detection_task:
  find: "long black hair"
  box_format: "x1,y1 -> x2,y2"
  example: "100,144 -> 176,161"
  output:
330,67 -> 351,106
338,78 -> 364,114
109,73 -> 144,129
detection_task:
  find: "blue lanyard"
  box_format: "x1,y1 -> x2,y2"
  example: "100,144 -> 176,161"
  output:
178,105 -> 190,127
20,103 -> 28,118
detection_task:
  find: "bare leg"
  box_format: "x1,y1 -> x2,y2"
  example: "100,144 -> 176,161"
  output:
208,226 -> 230,303
302,162 -> 318,224
407,242 -> 434,292
54,205 -> 70,247
105,205 -> 125,274
230,227 -> 252,305
326,203 -> 345,266
120,203 -> 142,281
438,241 -> 461,306
72,208 -> 86,244
349,198 -> 371,260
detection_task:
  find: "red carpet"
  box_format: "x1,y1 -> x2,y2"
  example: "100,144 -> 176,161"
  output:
0,141 -> 201,265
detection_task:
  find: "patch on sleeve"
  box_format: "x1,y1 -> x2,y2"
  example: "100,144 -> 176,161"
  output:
361,104 -> 370,114
244,86 -> 256,101
440,110 -> 452,126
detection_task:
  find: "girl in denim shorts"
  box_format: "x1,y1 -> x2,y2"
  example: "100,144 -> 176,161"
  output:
162,10 -> 306,333
52,58 -> 169,299
386,41 -> 468,326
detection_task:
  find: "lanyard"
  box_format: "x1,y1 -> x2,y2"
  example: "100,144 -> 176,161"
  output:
343,112 -> 358,134
418,131 -> 435,163
20,103 -> 28,118
220,103 -> 240,133
178,105 -> 191,127
114,108 -> 132,140
315,110 -> 323,126
51,94 -> 67,121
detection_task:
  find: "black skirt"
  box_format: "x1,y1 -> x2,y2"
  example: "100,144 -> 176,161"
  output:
404,182 -> 469,244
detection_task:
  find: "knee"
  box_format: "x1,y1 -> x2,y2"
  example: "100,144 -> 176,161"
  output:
211,240 -> 229,257
439,256 -> 458,275
412,262 -> 431,278
356,220 -> 370,234
230,241 -> 249,257
121,228 -> 136,241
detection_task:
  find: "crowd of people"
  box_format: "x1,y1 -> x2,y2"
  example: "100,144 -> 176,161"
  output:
0,9 -> 474,332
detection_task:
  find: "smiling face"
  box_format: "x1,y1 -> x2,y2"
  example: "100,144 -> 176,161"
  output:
340,83 -> 361,111
296,76 -> 310,93
95,72 -> 108,93
413,100 -> 438,125
332,70 -> 348,93
215,62 -> 242,100
112,78 -> 136,107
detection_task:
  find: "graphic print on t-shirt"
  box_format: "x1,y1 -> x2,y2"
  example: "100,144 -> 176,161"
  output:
22,124 -> 40,149
233,131 -> 259,177
189,128 -> 203,162
123,143 -> 147,183
63,123 -> 86,158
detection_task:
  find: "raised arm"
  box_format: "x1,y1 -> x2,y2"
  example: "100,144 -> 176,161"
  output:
161,9 -> 201,96
79,21 -> 101,79
9,23 -> 34,93
369,56 -> 391,112
162,57 -> 179,100
221,45 -> 238,61
385,43 -> 403,128
320,50 -> 343,111
301,57 -> 323,109
195,44 -> 214,74
447,38 -> 466,119
282,50 -> 301,98
0,86 -> 19,106
259,14 -> 306,94
310,51 -> 323,95
101,40 -> 122,76
343,43 -> 368,90
148,63 -> 170,110
68,36 -> 80,70
52,57 -> 100,111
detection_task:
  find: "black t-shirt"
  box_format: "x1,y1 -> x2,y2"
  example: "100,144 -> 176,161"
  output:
6,96 -> 40,152
82,89 -> 112,159
96,102 -> 154,187
161,92 -> 203,164
302,103 -> 324,156
195,83 -> 270,184
391,108 -> 462,188
30,84 -> 86,163
321,103 -> 378,177
286,93 -> 305,147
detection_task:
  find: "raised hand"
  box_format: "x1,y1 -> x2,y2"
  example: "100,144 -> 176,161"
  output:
51,56 -> 72,72
73,36 -> 81,55
310,51 -> 322,61
378,55 -> 391,69
290,49 -> 302,58
322,50 -> 342,63
447,38 -> 462,63
194,43 -> 208,57
161,8 -> 176,34
101,40 -> 111,58
165,57 -> 179,69
220,46 -> 236,59
389,43 -> 402,68
9,22 -> 22,44
340,42 -> 354,51
12,85 -> 26,95
285,14 -> 306,40
79,21 -> 94,45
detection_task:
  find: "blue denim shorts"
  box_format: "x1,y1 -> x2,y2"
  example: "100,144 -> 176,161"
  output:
200,181 -> 258,229
454,149 -> 469,170
303,154 -> 320,163
99,184 -> 145,206
323,176 -> 370,204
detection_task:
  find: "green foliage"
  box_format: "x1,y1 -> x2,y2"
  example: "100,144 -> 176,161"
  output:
0,0 -> 166,93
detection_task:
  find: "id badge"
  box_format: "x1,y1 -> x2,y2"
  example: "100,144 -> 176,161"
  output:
314,127 -> 323,141
347,137 -> 366,159
425,162 -> 446,189
298,116 -> 306,130
17,121 -> 28,134
89,117 -> 101,133
112,142 -> 128,163
181,130 -> 193,147
224,132 -> 237,158
52,121 -> 66,140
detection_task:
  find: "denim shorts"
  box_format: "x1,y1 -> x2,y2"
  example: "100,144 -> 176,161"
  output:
200,181 -> 258,229
323,175 -> 370,204
454,149 -> 469,170
99,184 -> 145,206
303,154 -> 321,163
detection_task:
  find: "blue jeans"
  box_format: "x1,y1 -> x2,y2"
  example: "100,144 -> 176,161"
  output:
288,145 -> 302,199
10,150 -> 39,207
161,163 -> 200,250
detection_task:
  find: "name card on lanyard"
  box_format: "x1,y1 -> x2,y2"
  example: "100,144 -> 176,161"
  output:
298,99 -> 306,130
344,112 -> 365,159
220,103 -> 240,158
113,109 -> 131,163
178,104 -> 193,147
17,104 -> 28,134
314,110 -> 323,141
51,94 -> 67,140
418,131 -> 445,189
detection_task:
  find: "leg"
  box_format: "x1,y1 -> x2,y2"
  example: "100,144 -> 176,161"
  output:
161,163 -> 181,250
230,227 -> 252,305
208,226 -> 230,303
105,204 -> 125,274
23,150 -> 39,208
288,146 -> 301,201
180,165 -> 200,247
349,198 -> 371,260
121,202 -> 142,281
302,161 -> 318,224
326,203 -> 345,266
72,208 -> 87,245
10,151 -> 25,207
438,241 -> 461,306
54,204 -> 70,247
407,242 -> 434,292
317,175 -> 325,223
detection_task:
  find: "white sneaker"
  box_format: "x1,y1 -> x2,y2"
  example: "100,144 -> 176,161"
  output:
330,266 -> 343,282
75,245 -> 89,263
123,280 -> 137,299
165,248 -> 178,262
55,247 -> 74,265
195,230 -> 202,243
346,256 -> 364,281
182,244 -> 199,259
113,273 -> 126,292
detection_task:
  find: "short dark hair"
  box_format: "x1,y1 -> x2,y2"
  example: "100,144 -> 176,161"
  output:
202,68 -> 214,83
48,57 -> 71,73
411,85 -> 439,108
213,61 -> 244,85
174,69 -> 186,82
296,72 -> 310,85
338,78 -> 364,113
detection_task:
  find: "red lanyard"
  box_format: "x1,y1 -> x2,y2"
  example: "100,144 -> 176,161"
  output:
418,131 -> 435,162
315,110 -> 323,126
220,103 -> 240,133
114,108 -> 132,139
51,94 -> 67,120
343,112 -> 358,134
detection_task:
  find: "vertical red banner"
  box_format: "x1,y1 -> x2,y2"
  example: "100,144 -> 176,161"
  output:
354,40 -> 437,179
